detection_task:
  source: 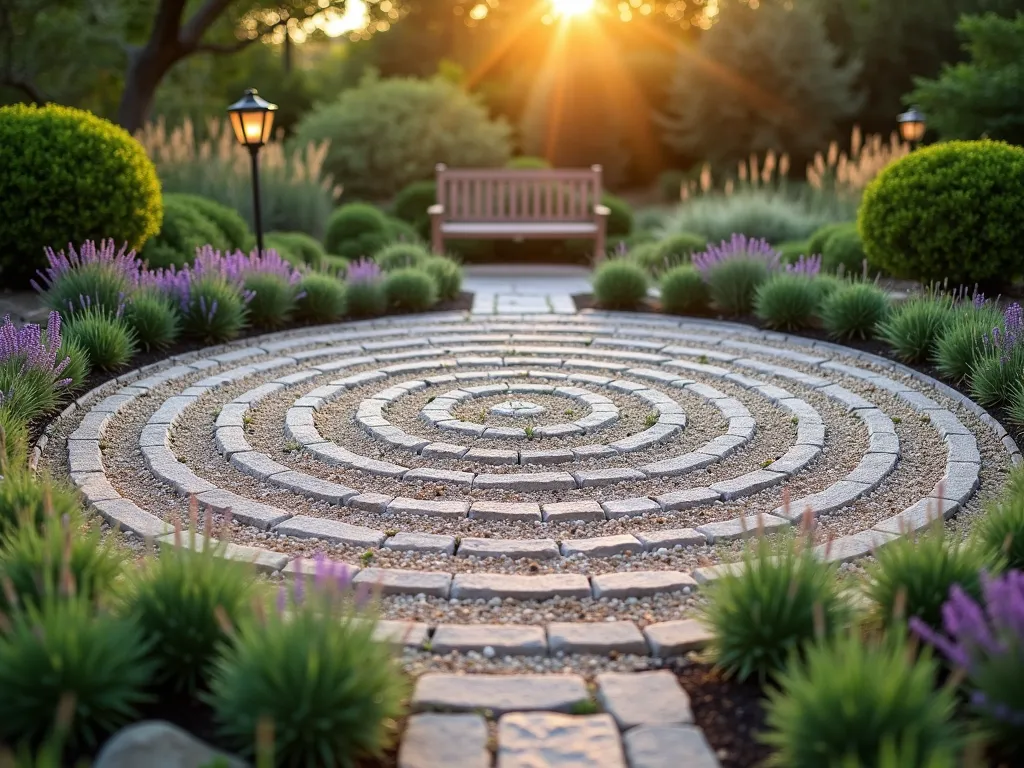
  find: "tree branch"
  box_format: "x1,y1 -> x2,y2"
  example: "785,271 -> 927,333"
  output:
1,75 -> 47,103
179,0 -> 237,47
149,0 -> 189,47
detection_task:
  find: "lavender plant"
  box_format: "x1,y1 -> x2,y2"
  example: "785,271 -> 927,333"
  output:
934,297 -> 1003,383
911,571 -> 1024,757
64,306 -> 137,372
33,240 -> 143,319
754,272 -> 821,331
345,258 -> 386,318
0,311 -> 73,422
693,235 -> 781,316
970,302 -> 1024,409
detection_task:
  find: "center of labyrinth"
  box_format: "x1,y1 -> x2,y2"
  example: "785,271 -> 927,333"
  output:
51,312 -> 1016,767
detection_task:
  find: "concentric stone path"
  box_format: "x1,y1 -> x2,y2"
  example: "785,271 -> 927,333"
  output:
42,308 -> 1019,767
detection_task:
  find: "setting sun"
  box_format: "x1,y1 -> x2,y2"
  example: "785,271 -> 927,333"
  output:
552,0 -> 596,18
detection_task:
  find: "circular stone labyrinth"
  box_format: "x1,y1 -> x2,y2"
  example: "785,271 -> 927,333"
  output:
42,310 -> 1021,765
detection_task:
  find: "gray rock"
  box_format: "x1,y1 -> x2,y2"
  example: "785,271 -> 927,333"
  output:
596,670 -> 693,729
94,721 -> 246,768
601,497 -> 661,519
542,500 -> 606,522
547,621 -> 648,655
431,624 -> 547,656
412,673 -> 589,715
624,725 -> 721,768
353,567 -> 451,598
384,532 -> 457,555
636,528 -> 705,551
273,516 -> 385,547
469,501 -> 542,522
387,497 -> 470,518
497,713 -> 626,768
450,573 -> 592,601
590,571 -> 697,599
398,714 -> 489,768
643,619 -> 713,657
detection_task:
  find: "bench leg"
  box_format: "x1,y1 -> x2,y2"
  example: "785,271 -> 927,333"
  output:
593,224 -> 607,264
431,216 -> 444,255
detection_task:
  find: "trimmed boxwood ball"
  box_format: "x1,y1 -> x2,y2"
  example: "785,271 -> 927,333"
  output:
170,194 -> 254,251
592,260 -> 649,310
0,104 -> 162,285
265,232 -> 326,269
64,308 -> 138,371
324,203 -> 392,261
859,140 -> 1024,286
296,273 -> 346,324
387,215 -> 422,244
392,180 -> 437,240
374,242 -> 430,271
383,268 -> 438,312
125,291 -> 181,352
660,265 -> 708,315
243,273 -> 298,330
819,282 -> 890,341
820,222 -> 866,276
754,273 -> 820,331
421,256 -> 463,302
141,195 -> 227,269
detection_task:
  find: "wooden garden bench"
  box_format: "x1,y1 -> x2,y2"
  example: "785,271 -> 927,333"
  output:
429,164 -> 610,262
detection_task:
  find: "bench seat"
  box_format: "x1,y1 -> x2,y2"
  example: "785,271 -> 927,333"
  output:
441,222 -> 599,237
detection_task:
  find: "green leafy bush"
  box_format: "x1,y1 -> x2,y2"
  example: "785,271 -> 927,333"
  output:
755,273 -> 820,330
243,273 -> 299,330
170,194 -> 254,251
0,596 -> 154,751
207,577 -> 407,767
763,632 -> 961,768
125,292 -> 181,352
374,242 -> 430,271
969,347 -> 1024,409
859,140 -> 1024,285
0,468 -> 81,539
807,222 -> 849,256
346,281 -> 386,318
141,193 -> 228,269
601,193 -> 633,237
592,260 -> 649,310
703,535 -> 849,683
64,308 -> 137,372
507,156 -> 550,169
421,256 -> 463,302
265,232 -> 326,269
125,530 -> 255,695
865,527 -> 996,629
706,259 -> 770,316
40,263 -> 133,319
820,222 -> 866,275
324,203 -> 392,261
392,180 -> 437,239
386,216 -> 421,244
292,73 -> 511,200
820,282 -> 890,340
974,469 -> 1024,570
296,273 -> 346,324
181,277 -> 249,344
877,297 -> 956,364
934,306 -> 1002,383
660,265 -> 709,315
0,104 -> 162,285
634,233 -> 707,276
776,240 -> 812,265
382,268 -> 437,312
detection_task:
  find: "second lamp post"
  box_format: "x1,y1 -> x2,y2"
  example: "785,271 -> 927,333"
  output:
227,88 -> 278,254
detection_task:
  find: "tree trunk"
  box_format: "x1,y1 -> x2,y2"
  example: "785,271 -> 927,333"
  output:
117,47 -> 176,134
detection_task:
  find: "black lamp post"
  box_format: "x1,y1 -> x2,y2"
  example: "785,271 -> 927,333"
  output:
227,89 -> 278,254
898,106 -> 927,149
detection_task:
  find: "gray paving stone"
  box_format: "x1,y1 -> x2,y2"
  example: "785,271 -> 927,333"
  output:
692,561 -> 750,585
560,534 -> 642,558
815,529 -> 899,563
469,501 -> 542,522
548,622 -> 647,655
932,461 -> 981,505
384,532 -> 457,555
927,409 -> 972,438
696,513 -> 789,542
601,497 -> 661,519
520,448 -> 574,465
68,440 -> 104,473
482,426 -> 528,439
653,487 -> 721,511
542,500 -> 606,522
571,444 -> 617,460
641,452 -> 716,478
143,447 -> 217,496
387,497 -> 470,518
845,451 -> 898,491
945,433 -> 981,465
464,447 -> 519,465
411,673 -> 588,715
636,528 -> 706,551
457,537 -> 559,560
439,420 -> 487,437
214,427 -> 250,458
232,382 -> 285,404
643,619 -> 714,657
70,472 -> 120,505
348,492 -> 394,513
497,713 -> 626,768
775,481 -> 869,521
818,384 -> 875,411
214,402 -> 249,428
90,393 -> 137,414
156,534 -> 288,573
474,472 -> 576,492
767,444 -> 821,475
533,423 -> 584,438
597,670 -> 693,729
195,490 -> 291,529
271,471 -> 357,505
403,467 -> 475,487
573,412 -> 619,431
420,442 -> 469,460
624,725 -> 721,768
450,573 -> 592,601
147,396 -> 197,425
374,619 -> 430,648
91,498 -> 169,539
574,468 -> 646,488
696,434 -> 747,458
139,423 -> 170,448
797,421 -> 827,447
274,516 -> 385,547
353,568 -> 452,598
281,557 -> 358,581
229,452 -> 290,480
431,624 -> 547,656
591,571 -> 697,599
709,470 -> 786,500
868,432 -> 901,455
398,714 -> 489,768
873,497 -> 959,535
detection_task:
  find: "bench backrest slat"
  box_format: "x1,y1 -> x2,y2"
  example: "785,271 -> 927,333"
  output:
435,165 -> 603,222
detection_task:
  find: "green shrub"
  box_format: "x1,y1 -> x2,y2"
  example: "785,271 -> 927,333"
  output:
40,263 -> 133,319
0,468 -> 81,539
243,273 -> 298,330
125,292 -> 181,352
660,265 -> 709,315
865,527 -> 996,630
877,297 -> 956,364
506,156 -> 550,169
323,254 -> 349,276
859,140 -> 1024,285
706,259 -> 770,316
140,194 -> 227,269
392,180 -> 437,240
974,469 -> 1024,570
0,596 -> 154,751
610,230 -> 657,255
64,308 -> 137,372
934,306 -> 1002,383
386,216 -> 421,244
703,535 -> 849,683
125,530 -> 255,695
763,632 -> 961,768
755,273 -> 820,330
775,239 -> 812,265
0,408 -> 30,470
181,277 -> 249,344
324,203 -> 392,261
807,222 -> 849,256
265,232 -> 326,269
601,193 -> 633,237
820,222 -> 866,275
0,104 -> 162,286
55,336 -> 90,389
296,273 -> 346,324
820,282 -> 890,341
292,74 -> 511,200
592,260 -> 649,310
206,579 -> 407,767
170,194 -> 254,251
969,347 -> 1024,409
634,233 -> 707,276
382,268 -> 437,312
374,242 -> 430,272
0,359 -> 71,424
421,256 -> 463,302
346,281 -> 386,318
813,274 -> 844,302
0,511 -> 122,611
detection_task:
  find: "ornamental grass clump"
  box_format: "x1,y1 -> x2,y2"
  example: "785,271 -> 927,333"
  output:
762,631 -> 961,768
754,269 -> 821,331
877,296 -> 957,364
660,264 -> 709,315
124,291 -> 181,352
421,256 -> 463,302
345,259 -> 386,318
592,260 -> 649,310
33,240 -> 143,319
0,311 -> 73,422
703,526 -> 850,683
296,273 -> 346,324
374,242 -> 429,272
633,233 -> 707,276
865,522 -> 998,630
970,302 -> 1024,410
934,298 -> 1003,383
819,281 -> 890,340
911,570 -> 1024,758
244,272 -> 300,330
64,306 -> 137,372
207,555 -> 407,767
0,465 -> 81,539
974,469 -> 1024,570
693,235 -> 780,316
383,267 -> 438,312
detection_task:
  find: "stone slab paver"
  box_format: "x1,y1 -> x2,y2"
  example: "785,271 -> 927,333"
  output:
696,514 -> 789,542
384,532 -> 457,555
542,500 -> 606,522
636,528 -> 706,551
624,725 -> 721,768
412,673 -> 589,715
591,571 -> 697,599
643,619 -> 714,657
548,622 -> 648,656
450,573 -> 591,601
374,620 -> 430,648
457,537 -> 559,560
156,534 -> 288,573
398,714 -> 489,768
387,497 -> 470,518
194,489 -> 291,529
431,624 -> 547,656
560,534 -> 642,558
474,472 -> 576,492
353,568 -> 452,598
273,516 -> 385,547
601,497 -> 661,519
596,670 -> 694,730
469,501 -> 542,522
654,487 -> 721,511
497,713 -> 626,768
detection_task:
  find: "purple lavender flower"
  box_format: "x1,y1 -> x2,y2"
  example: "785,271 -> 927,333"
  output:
32,240 -> 146,294
346,258 -> 382,284
691,234 -> 782,274
785,254 -> 822,277
0,311 -> 72,389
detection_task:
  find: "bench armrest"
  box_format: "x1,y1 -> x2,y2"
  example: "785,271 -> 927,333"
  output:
428,204 -> 445,216
594,204 -> 611,217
